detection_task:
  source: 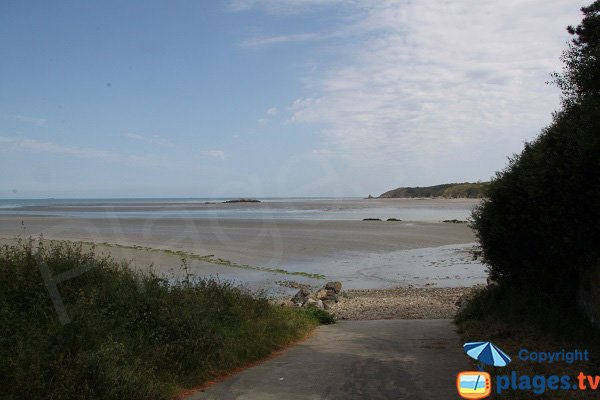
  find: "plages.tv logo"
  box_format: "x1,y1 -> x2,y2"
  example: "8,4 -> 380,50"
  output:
457,341 -> 512,399
457,371 -> 491,399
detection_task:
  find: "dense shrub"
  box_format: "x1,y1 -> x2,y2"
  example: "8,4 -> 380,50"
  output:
471,2 -> 600,309
0,239 -> 318,400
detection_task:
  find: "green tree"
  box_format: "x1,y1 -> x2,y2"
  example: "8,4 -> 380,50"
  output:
554,1 -> 600,104
472,1 -> 600,310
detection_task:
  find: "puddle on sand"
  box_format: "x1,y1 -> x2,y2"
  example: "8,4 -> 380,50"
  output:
281,243 -> 488,290
159,243 -> 487,294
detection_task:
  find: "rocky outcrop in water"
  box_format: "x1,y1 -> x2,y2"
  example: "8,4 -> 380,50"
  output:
223,198 -> 261,203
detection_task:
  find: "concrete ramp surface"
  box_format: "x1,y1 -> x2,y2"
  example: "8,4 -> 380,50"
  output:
187,319 -> 470,400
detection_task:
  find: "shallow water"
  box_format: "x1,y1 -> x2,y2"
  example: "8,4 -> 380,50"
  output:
283,243 -> 487,289
0,197 -> 479,221
0,198 -> 487,289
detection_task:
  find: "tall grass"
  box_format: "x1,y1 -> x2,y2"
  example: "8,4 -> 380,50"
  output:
0,239 -> 319,400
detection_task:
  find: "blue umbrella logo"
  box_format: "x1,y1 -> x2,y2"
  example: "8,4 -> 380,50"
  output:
463,341 -> 511,368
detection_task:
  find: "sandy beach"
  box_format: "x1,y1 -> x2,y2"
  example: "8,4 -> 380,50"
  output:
0,198 -> 486,297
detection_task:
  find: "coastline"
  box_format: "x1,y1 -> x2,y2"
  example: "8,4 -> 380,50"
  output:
0,198 -> 486,306
1,236 -> 481,321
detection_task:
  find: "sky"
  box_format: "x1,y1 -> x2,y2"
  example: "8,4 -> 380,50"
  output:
0,0 -> 587,198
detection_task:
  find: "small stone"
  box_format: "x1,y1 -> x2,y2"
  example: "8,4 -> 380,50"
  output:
304,298 -> 317,307
304,298 -> 324,309
323,290 -> 339,302
292,287 -> 311,304
325,281 -> 342,293
316,288 -> 328,300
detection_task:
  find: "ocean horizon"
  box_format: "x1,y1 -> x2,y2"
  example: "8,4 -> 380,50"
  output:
0,197 -> 479,221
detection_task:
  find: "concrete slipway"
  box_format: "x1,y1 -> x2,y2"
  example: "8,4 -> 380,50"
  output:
187,319 -> 470,400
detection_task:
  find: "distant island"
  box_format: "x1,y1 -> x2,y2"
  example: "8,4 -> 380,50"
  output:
378,182 -> 489,199
223,198 -> 261,203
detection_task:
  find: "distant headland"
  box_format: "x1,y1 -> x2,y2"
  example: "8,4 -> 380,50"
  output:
377,182 -> 489,199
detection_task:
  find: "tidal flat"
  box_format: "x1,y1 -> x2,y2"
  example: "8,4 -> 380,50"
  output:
0,198 -> 486,295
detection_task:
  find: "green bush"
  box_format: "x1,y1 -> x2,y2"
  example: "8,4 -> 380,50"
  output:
299,306 -> 336,324
0,239 -> 318,400
471,2 -> 600,309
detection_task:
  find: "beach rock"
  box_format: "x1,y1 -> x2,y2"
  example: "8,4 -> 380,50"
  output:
290,283 -> 342,307
304,298 -> 317,307
292,288 -> 311,305
325,281 -> 342,294
326,292 -> 340,303
304,298 -> 324,309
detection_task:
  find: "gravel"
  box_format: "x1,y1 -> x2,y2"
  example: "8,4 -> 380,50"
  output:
328,286 -> 482,320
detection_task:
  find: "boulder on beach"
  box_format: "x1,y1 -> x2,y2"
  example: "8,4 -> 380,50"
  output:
291,287 -> 311,305
291,281 -> 342,309
304,298 -> 324,309
325,281 -> 342,293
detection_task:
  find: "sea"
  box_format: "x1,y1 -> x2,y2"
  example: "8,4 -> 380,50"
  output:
0,197 -> 478,222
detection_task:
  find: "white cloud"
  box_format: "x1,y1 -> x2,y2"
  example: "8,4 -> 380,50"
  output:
200,149 -> 226,160
285,0 -> 585,187
255,107 -> 279,127
14,114 -> 46,126
0,135 -> 162,167
310,148 -> 335,157
125,132 -> 172,146
241,33 -> 318,47
229,0 -> 352,14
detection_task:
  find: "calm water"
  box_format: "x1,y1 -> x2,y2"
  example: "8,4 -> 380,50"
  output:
0,197 -> 486,289
0,197 -> 479,221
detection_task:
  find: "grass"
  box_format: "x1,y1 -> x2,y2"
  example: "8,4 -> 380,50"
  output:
300,306 -> 336,324
0,239 -> 327,400
455,286 -> 600,399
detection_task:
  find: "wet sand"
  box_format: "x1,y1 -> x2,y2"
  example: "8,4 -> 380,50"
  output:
0,216 -> 476,261
0,198 -> 486,291
0,198 -> 479,221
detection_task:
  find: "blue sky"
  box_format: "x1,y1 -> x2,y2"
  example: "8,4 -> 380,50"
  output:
0,0 -> 586,198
